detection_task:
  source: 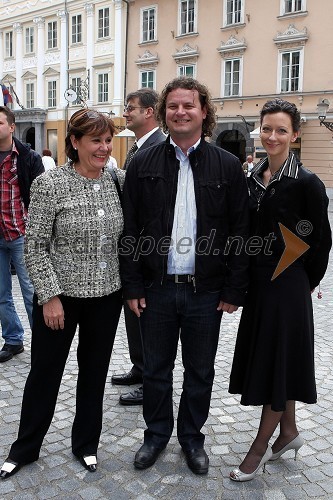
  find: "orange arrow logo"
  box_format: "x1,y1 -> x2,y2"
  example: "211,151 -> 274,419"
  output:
271,223 -> 310,281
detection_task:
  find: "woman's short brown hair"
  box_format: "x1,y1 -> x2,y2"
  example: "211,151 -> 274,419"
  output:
65,109 -> 115,162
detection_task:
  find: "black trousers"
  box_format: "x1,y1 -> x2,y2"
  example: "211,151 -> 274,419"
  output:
9,290 -> 122,463
123,301 -> 143,376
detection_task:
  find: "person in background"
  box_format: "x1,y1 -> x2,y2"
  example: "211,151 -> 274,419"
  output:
229,99 -> 332,482
242,154 -> 256,177
41,149 -> 56,171
107,155 -> 118,169
0,106 -> 43,363
120,77 -> 249,475
111,88 -> 165,406
0,109 -> 125,479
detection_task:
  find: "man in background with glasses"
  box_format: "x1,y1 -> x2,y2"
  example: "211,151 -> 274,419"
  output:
111,88 -> 165,405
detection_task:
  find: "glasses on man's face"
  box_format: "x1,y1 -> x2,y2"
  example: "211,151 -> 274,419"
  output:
123,105 -> 146,113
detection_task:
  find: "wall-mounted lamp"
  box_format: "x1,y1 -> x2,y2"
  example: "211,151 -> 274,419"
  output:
236,114 -> 252,132
317,98 -> 333,132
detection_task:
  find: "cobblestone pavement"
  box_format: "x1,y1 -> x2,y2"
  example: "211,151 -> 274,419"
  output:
0,212 -> 332,500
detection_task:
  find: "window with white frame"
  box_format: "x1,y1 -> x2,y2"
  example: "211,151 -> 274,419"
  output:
141,7 -> 157,42
5,31 -> 13,57
279,50 -> 302,92
48,81 -> 57,108
71,77 -> 82,105
72,15 -> 82,44
25,27 -> 34,54
26,83 -> 35,108
225,0 -> 243,26
98,73 -> 109,102
98,8 -> 110,38
140,70 -> 155,89
224,58 -> 241,97
178,64 -> 195,78
179,0 -> 196,35
282,0 -> 305,14
47,21 -> 57,49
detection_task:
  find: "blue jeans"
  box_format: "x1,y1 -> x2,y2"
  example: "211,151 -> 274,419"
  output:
140,280 -> 223,451
0,236 -> 33,345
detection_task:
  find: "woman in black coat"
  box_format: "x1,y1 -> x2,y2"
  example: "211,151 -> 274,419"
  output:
229,99 -> 331,481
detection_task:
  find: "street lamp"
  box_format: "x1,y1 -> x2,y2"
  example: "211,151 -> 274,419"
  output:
317,98 -> 333,132
236,114 -> 254,154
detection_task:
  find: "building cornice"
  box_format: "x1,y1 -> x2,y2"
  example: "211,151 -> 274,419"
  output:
135,49 -> 159,67
217,34 -> 247,58
273,23 -> 308,47
172,43 -> 199,64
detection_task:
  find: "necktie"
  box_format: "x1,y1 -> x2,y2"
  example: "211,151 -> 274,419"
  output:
124,142 -> 138,170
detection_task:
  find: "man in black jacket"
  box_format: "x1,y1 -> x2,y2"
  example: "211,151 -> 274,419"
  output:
120,78 -> 249,475
111,89 -> 165,405
0,106 -> 44,362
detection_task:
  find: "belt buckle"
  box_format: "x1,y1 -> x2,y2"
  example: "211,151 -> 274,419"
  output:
174,274 -> 191,283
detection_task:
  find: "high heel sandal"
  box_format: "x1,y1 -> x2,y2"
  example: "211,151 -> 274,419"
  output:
0,459 -> 21,479
229,446 -> 272,482
270,434 -> 304,461
79,454 -> 97,472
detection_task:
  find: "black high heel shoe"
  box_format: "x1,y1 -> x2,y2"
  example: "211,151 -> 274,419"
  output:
79,455 -> 97,472
0,459 -> 21,479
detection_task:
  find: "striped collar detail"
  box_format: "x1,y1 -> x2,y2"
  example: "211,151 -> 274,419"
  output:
252,152 -> 299,189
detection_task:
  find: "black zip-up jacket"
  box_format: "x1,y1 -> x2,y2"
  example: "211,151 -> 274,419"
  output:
14,137 -> 44,210
120,136 -> 249,306
248,157 -> 331,290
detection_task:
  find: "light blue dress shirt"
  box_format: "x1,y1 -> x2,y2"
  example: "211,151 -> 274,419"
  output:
167,138 -> 200,275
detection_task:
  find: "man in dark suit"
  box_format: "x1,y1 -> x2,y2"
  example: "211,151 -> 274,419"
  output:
111,88 -> 165,405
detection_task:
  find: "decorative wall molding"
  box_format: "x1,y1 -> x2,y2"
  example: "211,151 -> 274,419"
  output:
23,57 -> 38,69
44,52 -> 61,65
43,66 -> 60,76
135,49 -> 159,67
217,34 -> 247,58
84,3 -> 94,16
13,22 -> 23,34
173,42 -> 199,63
274,24 -> 308,47
3,60 -> 16,71
33,17 -> 45,27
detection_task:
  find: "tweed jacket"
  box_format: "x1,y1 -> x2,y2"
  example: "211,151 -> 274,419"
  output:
25,163 -> 125,305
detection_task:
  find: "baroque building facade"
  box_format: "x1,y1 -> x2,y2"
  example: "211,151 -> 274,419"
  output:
125,0 -> 333,189
0,0 -> 128,165
1,0 -> 333,188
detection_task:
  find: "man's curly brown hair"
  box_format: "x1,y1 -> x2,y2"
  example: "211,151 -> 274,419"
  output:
156,77 -> 217,137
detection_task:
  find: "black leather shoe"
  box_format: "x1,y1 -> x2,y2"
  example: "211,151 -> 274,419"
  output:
0,459 -> 21,479
0,344 -> 24,363
119,386 -> 143,406
134,444 -> 164,469
111,369 -> 143,386
183,448 -> 209,474
79,455 -> 97,472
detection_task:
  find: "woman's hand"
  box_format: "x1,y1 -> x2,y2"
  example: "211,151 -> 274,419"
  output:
217,301 -> 239,314
43,296 -> 65,330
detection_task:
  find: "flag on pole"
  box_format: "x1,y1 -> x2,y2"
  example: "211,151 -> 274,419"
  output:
1,84 -> 13,105
8,83 -> 24,109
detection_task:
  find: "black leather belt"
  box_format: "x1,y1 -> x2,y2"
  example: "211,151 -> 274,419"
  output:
166,274 -> 194,284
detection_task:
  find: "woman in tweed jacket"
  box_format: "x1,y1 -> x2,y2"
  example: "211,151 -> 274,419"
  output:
1,109 -> 125,478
